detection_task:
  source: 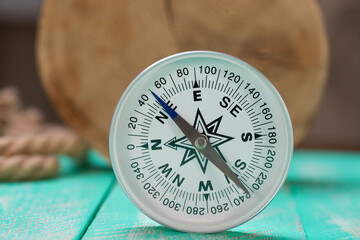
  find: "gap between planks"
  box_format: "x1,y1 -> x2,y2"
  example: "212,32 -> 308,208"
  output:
77,177 -> 117,239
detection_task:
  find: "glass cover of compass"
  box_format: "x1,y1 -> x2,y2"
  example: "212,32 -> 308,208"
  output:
109,51 -> 293,233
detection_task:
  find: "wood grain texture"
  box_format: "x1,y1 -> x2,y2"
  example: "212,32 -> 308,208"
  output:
0,163 -> 115,239
37,0 -> 328,160
82,183 -> 306,239
287,151 -> 360,239
0,151 -> 359,239
82,151 -> 360,239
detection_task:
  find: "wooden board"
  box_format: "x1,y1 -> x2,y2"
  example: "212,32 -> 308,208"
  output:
288,151 -> 360,239
82,182 -> 306,239
37,0 -> 328,160
0,151 -> 359,239
0,165 -> 115,239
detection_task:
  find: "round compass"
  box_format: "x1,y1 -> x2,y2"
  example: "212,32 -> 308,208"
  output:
110,51 -> 293,233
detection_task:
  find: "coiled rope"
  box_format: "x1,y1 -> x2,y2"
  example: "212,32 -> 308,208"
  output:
0,87 -> 88,181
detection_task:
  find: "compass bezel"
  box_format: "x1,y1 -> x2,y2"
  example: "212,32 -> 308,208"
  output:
109,51 -> 293,233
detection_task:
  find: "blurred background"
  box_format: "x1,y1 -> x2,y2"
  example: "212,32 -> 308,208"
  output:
0,0 -> 359,151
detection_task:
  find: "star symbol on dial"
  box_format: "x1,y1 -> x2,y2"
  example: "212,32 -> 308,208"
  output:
169,108 -> 234,174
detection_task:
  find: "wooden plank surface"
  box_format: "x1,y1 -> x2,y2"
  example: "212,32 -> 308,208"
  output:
0,153 -> 115,240
83,151 -> 360,239
288,151 -> 360,239
1,151 -> 359,239
82,182 -> 306,239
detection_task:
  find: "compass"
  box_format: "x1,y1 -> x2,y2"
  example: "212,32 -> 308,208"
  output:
109,51 -> 293,233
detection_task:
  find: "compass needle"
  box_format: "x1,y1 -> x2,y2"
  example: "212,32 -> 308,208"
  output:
110,51 -> 293,233
151,90 -> 249,194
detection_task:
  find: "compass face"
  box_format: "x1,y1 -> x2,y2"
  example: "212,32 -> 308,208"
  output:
110,51 -> 293,233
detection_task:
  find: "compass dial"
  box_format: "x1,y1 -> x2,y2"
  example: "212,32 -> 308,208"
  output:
110,51 -> 293,233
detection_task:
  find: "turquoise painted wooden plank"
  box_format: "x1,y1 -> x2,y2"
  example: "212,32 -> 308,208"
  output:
0,154 -> 115,240
287,151 -> 360,182
83,151 -> 360,239
59,149 -> 111,176
287,151 -> 360,239
83,180 -> 305,239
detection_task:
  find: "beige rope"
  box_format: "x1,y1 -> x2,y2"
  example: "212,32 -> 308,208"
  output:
0,87 -> 89,182
0,131 -> 87,157
3,108 -> 44,136
0,154 -> 59,181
